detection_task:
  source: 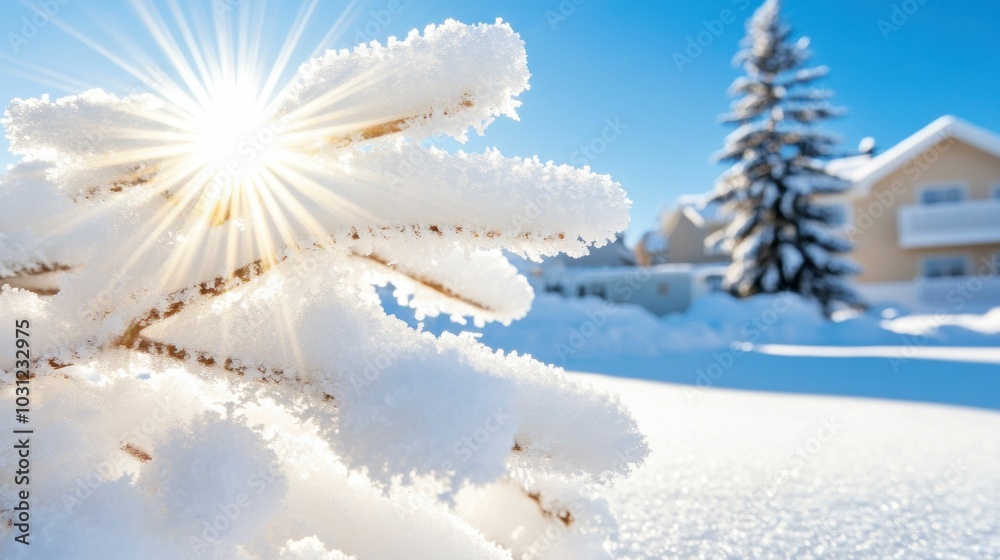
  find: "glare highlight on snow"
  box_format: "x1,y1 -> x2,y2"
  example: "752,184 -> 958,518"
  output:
1,18 -> 628,324
753,343 -> 1000,364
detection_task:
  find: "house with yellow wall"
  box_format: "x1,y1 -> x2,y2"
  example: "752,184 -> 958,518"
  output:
641,115 -> 1000,311
838,116 -> 1000,308
537,115 -> 1000,315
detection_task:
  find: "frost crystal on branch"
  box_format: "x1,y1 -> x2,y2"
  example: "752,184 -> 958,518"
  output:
0,15 -> 644,560
707,0 -> 864,316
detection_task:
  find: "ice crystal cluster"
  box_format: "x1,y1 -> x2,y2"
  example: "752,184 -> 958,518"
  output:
0,19 -> 645,559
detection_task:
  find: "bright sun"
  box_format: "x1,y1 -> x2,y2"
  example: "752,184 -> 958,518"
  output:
192,90 -> 273,173
28,0 -> 393,291
184,87 -> 283,225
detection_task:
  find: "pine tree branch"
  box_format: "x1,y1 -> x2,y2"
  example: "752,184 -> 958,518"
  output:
525,490 -> 575,527
114,257 -> 277,351
0,263 -> 74,296
354,252 -> 498,315
81,163 -> 160,201
323,95 -> 474,149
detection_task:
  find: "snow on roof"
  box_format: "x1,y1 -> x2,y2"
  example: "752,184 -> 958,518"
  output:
825,154 -> 873,180
846,115 -> 1000,195
674,194 -> 727,228
639,229 -> 669,253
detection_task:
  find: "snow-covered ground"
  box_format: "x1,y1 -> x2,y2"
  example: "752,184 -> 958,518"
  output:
384,289 -> 1000,557
4,286 -> 998,558
587,373 -> 1000,559
387,291 -> 1000,410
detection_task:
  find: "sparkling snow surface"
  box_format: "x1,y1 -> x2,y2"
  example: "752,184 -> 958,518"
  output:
585,374 -> 1000,560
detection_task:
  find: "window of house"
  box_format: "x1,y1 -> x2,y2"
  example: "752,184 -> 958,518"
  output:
705,275 -> 725,292
919,184 -> 965,205
922,255 -> 970,278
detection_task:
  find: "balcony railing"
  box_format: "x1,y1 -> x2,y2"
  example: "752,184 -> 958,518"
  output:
897,200 -> 1000,248
917,275 -> 1000,304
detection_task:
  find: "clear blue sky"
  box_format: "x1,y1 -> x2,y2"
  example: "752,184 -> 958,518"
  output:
2,0 -> 999,243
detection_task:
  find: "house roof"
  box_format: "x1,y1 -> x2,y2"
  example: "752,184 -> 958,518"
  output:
658,117 -> 1000,236
826,154 -> 873,180
846,115 -> 1000,195
672,194 -> 727,229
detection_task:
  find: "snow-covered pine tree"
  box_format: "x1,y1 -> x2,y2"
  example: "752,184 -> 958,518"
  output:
707,0 -> 864,316
0,16 -> 646,560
